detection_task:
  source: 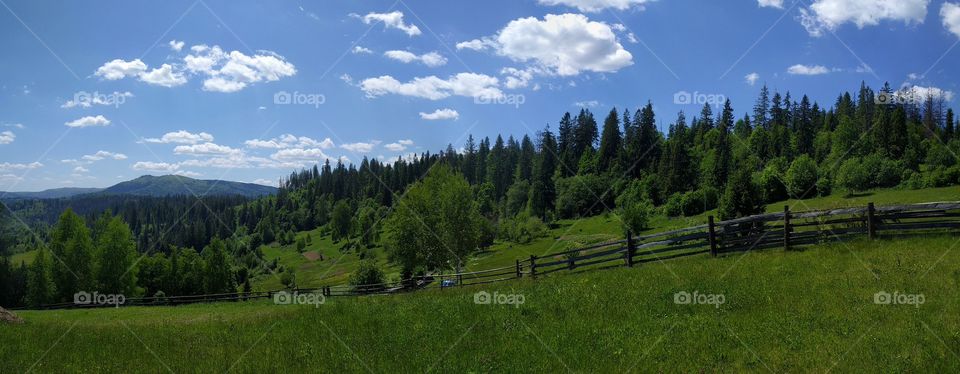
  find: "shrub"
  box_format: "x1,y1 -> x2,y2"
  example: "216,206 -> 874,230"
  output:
785,155 -> 818,199
862,154 -> 901,188
663,193 -> 684,217
498,213 -> 549,244
349,260 -> 385,290
620,199 -> 653,234
554,174 -> 612,218
718,168 -> 763,220
680,190 -> 705,217
758,158 -> 788,203
836,158 -> 870,192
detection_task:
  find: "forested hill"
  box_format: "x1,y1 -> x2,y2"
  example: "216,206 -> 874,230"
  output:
0,188 -> 103,200
102,175 -> 276,198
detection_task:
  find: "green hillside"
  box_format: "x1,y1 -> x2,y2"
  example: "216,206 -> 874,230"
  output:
102,175 -> 276,197
4,234 -> 959,372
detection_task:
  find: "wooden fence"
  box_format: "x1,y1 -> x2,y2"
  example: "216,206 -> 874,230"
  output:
21,201 -> 960,310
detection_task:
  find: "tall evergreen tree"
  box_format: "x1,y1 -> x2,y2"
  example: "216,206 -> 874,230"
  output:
597,107 -> 622,173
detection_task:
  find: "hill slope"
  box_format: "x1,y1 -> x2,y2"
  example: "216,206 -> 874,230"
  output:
102,175 -> 276,197
0,187 -> 103,200
4,235 -> 959,372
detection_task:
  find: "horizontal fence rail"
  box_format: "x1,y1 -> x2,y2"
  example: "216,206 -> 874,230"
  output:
19,201 -> 960,310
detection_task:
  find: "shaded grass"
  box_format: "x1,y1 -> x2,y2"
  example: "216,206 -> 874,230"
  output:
4,234 -> 960,372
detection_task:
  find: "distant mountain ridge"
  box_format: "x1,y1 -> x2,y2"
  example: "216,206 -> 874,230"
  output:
2,175 -> 277,200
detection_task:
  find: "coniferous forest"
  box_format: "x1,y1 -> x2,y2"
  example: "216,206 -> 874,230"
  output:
2,82 -> 959,308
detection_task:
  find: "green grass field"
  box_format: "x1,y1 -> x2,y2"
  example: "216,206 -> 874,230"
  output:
4,234 -> 959,372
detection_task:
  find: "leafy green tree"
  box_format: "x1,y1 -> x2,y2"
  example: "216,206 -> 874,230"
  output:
96,216 -> 138,295
718,167 -> 763,220
785,155 -> 818,199
349,260 -> 385,289
50,209 -> 95,301
616,180 -> 653,233
203,238 -> 235,294
384,166 -> 484,273
837,158 -> 871,192
505,181 -> 530,217
26,248 -> 55,306
330,200 -> 352,242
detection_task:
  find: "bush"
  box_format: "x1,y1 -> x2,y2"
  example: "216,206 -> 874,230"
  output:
504,181 -> 530,217
554,175 -> 612,218
663,193 -> 684,217
816,174 -> 833,196
620,199 -> 653,234
785,155 -> 818,199
498,213 -> 549,244
836,158 -> 870,192
295,237 -> 306,252
680,190 -> 704,217
718,168 -> 763,220
349,260 -> 385,290
862,154 -> 901,188
758,158 -> 789,203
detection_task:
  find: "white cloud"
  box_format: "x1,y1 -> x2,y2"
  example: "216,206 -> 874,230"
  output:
356,11 -> 421,36
942,2 -> 960,38
419,108 -> 460,120
799,0 -> 929,37
384,50 -> 447,67
574,100 -> 600,107
173,142 -> 241,156
95,45 -> 295,93
270,148 -> 331,161
352,46 -> 374,54
745,72 -> 760,85
253,178 -> 277,187
94,59 -> 148,80
0,162 -> 42,171
897,85 -> 955,102
537,0 -> 653,12
501,67 -> 537,89
758,0 -> 784,8
340,141 -> 379,153
139,64 -> 188,87
457,13 -> 633,76
0,131 -> 14,144
144,130 -> 215,144
132,161 -> 179,172
2,123 -> 24,129
244,134 -> 334,149
73,166 -> 89,173
174,170 -> 202,178
384,139 -> 414,152
169,40 -> 185,52
786,64 -> 833,75
360,73 -> 503,100
61,91 -> 134,108
65,115 -> 110,128
82,150 -> 127,161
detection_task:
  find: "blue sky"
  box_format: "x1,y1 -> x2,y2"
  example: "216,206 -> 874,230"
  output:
1,0 -> 959,191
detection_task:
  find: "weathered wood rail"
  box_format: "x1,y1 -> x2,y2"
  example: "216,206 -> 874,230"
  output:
21,201 -> 960,310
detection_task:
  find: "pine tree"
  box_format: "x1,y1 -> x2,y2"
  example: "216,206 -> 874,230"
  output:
754,84 -> 770,129
50,209 -> 95,302
945,108 -> 955,142
26,248 -> 55,306
557,112 -> 575,176
96,216 -> 138,295
597,107 -> 622,173
515,135 -> 535,181
530,126 -> 558,219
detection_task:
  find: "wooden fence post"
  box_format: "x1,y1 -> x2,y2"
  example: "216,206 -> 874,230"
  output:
783,205 -> 791,251
516,259 -> 522,278
867,202 -> 876,239
625,230 -> 635,267
457,273 -> 463,287
529,255 -> 537,278
708,216 -> 718,257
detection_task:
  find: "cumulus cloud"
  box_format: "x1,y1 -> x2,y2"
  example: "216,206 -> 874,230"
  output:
173,142 -> 242,156
798,0 -> 929,37
383,50 -> 447,67
83,150 -> 127,161
758,0 -> 784,8
0,162 -> 42,171
132,161 -> 180,173
574,100 -> 600,107
745,72 -> 760,85
95,59 -> 148,80
384,139 -> 414,152
94,44 -> 295,92
65,115 -> 111,128
244,134 -> 334,149
270,148 -> 331,161
73,166 -> 89,173
340,141 -> 379,153
943,2 -> 960,38
253,178 -> 277,186
786,64 -> 833,75
352,46 -> 374,54
456,13 -> 633,76
897,85 -> 955,102
355,11 -> 421,36
144,130 -> 215,144
0,131 -> 14,144
169,40 -> 185,52
419,108 -> 460,120
360,73 -> 503,100
536,0 -> 653,12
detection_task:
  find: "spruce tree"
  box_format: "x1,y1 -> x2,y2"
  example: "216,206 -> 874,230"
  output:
597,107 -> 622,173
